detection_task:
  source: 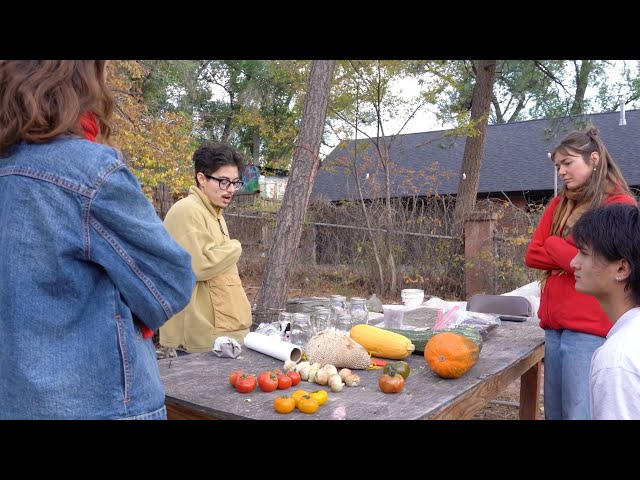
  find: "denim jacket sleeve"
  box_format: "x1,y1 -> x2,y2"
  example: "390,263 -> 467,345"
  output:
87,162 -> 196,330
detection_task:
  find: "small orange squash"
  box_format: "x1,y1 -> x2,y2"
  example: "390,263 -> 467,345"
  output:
424,332 -> 480,379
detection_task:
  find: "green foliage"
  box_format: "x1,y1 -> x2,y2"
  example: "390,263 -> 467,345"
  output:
139,60 -> 311,171
413,60 -> 640,130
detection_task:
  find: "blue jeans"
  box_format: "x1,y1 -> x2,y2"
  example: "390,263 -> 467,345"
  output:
544,329 -> 605,420
117,405 -> 167,420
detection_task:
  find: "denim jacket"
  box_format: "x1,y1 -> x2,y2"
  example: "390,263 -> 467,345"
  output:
0,138 -> 196,419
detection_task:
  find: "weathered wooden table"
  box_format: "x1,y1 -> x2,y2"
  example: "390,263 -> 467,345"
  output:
159,318 -> 544,420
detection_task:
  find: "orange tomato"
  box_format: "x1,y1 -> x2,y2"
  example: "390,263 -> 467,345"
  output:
291,389 -> 309,405
309,390 -> 328,406
273,395 -> 296,414
297,395 -> 319,414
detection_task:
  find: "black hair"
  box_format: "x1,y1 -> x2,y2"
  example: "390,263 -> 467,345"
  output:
193,141 -> 245,185
572,203 -> 640,305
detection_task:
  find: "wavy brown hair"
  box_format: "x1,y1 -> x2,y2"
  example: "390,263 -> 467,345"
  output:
550,123 -> 635,209
0,60 -> 113,156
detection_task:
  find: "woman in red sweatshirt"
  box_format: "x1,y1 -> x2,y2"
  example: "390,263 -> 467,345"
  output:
525,124 -> 636,419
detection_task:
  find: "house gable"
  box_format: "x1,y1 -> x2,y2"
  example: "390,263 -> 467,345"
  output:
311,109 -> 640,203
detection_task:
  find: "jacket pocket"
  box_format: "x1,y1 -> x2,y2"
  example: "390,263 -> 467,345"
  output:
114,314 -> 131,403
208,271 -> 251,332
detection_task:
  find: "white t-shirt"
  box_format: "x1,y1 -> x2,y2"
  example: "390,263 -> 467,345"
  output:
590,307 -> 640,420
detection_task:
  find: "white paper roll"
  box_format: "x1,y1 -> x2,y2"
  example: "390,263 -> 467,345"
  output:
243,332 -> 302,362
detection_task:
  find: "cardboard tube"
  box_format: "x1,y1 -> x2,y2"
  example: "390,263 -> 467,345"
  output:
243,332 -> 302,362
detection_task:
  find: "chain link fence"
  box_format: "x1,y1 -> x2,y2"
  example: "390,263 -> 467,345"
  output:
223,195 -> 543,300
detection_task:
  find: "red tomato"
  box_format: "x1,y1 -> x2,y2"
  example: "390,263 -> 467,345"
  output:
235,374 -> 257,393
257,371 -> 279,392
277,374 -> 293,390
272,368 -> 284,377
229,370 -> 243,387
286,370 -> 301,386
378,372 -> 405,394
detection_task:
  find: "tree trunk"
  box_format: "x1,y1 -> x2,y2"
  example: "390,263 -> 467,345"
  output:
254,60 -> 336,311
252,126 -> 260,164
570,60 -> 594,116
380,143 -> 397,294
452,60 -> 497,235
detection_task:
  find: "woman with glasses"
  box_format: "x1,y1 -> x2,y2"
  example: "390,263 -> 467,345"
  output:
159,141 -> 252,354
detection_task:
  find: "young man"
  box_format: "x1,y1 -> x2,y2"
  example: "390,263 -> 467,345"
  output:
570,203 -> 640,419
159,141 -> 252,354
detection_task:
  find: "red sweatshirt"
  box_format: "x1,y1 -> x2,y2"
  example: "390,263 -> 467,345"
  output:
525,193 -> 636,337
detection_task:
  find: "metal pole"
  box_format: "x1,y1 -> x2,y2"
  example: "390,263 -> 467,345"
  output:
549,152 -> 557,197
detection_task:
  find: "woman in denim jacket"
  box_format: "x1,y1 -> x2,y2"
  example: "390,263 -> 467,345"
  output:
0,61 -> 196,419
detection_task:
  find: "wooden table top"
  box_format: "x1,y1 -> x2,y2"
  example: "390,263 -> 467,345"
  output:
158,318 -> 544,420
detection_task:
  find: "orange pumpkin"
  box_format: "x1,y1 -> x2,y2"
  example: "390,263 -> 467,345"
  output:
424,332 -> 480,379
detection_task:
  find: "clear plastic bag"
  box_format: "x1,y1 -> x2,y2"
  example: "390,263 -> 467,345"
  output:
434,306 -> 501,341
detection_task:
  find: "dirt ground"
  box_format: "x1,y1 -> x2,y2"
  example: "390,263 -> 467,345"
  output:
471,364 -> 544,420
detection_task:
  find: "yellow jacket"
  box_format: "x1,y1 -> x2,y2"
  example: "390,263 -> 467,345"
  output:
159,186 -> 251,352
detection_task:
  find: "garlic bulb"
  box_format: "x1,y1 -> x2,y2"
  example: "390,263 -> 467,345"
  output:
283,360 -> 297,372
299,365 -> 311,381
322,364 -> 338,377
308,364 -> 321,383
344,373 -> 360,387
328,374 -> 344,392
314,369 -> 329,386
295,361 -> 310,373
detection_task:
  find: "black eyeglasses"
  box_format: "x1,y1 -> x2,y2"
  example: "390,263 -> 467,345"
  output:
202,174 -> 244,190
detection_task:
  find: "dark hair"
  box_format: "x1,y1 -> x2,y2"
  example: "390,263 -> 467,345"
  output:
572,203 -> 640,305
193,141 -> 245,185
550,123 -> 634,209
0,60 -> 113,156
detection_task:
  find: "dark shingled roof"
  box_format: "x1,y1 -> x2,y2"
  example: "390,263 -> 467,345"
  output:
311,109 -> 640,202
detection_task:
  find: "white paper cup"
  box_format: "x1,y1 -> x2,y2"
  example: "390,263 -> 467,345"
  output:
401,289 -> 424,309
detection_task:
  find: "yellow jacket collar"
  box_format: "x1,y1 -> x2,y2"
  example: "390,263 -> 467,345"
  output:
189,185 -> 222,219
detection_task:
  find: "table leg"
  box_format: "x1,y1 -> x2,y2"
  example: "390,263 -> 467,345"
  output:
166,402 -> 219,420
519,360 -> 542,420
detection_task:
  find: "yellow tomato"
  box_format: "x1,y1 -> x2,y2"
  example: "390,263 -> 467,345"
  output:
273,395 -> 296,414
291,389 -> 309,405
297,395 -> 319,414
309,390 -> 328,406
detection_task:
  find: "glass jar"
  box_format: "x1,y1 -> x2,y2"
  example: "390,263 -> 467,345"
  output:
329,294 -> 348,323
335,313 -> 353,333
278,311 -> 293,342
290,312 -> 312,347
349,297 -> 369,325
312,307 -> 331,333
